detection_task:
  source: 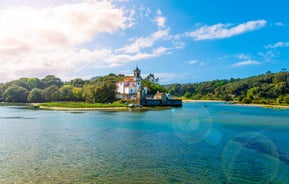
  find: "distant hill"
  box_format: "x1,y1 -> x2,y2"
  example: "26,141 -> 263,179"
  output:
166,71 -> 289,105
89,76 -> 101,81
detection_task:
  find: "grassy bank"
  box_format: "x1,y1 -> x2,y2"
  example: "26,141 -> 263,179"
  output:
38,101 -> 126,108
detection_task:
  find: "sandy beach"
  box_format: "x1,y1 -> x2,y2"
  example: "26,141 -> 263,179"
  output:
182,100 -> 226,103
183,100 -> 289,109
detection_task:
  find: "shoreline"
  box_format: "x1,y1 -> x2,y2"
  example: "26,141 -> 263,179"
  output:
39,106 -> 130,111
2,101 -> 289,110
182,100 -> 225,103
38,105 -> 172,111
183,100 -> 289,109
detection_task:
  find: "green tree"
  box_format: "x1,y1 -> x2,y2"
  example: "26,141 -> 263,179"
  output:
42,75 -> 63,88
84,82 -> 116,103
58,85 -> 74,101
283,94 -> 289,104
184,92 -> 192,98
27,78 -> 44,89
28,88 -> 44,102
71,78 -> 85,87
42,85 -> 60,101
72,87 -> 84,101
3,85 -> 29,102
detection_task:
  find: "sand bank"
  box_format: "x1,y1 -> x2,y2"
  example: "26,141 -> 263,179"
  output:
183,100 -> 289,109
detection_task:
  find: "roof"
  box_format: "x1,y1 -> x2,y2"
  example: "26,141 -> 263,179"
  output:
124,83 -> 136,87
123,77 -> 135,82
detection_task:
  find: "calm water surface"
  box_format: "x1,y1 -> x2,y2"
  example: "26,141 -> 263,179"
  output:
0,102 -> 289,183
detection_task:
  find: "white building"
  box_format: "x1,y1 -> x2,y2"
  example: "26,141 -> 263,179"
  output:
116,67 -> 147,100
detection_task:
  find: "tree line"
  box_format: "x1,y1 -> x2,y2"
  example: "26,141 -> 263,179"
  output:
166,71 -> 289,105
0,73 -> 165,103
2,71 -> 289,105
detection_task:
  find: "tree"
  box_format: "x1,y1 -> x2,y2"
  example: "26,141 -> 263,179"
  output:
27,78 -> 44,89
72,87 -> 84,101
42,85 -> 60,101
71,78 -> 85,87
283,94 -> 289,104
42,75 -> 63,88
58,85 -> 74,101
84,82 -> 116,103
142,80 -> 166,95
28,88 -> 44,102
3,85 -> 29,102
184,92 -> 192,98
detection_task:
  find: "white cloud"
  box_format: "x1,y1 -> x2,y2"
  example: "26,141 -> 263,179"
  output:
265,41 -> 289,49
186,20 -> 267,40
117,29 -> 169,54
258,50 -> 278,62
0,1 -> 129,48
188,60 -> 205,66
154,9 -> 166,28
188,60 -> 198,65
155,16 -> 166,28
237,54 -> 250,60
138,4 -> 151,19
0,0 -> 141,82
231,60 -> 261,67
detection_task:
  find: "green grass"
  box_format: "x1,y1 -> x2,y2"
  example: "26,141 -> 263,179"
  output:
39,101 -> 126,108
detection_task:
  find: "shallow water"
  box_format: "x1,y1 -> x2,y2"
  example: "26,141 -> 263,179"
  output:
0,102 -> 289,183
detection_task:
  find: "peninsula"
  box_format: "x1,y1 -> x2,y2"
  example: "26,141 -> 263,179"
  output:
1,69 -> 289,109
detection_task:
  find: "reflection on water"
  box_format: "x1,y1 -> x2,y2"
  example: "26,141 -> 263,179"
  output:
0,103 -> 289,183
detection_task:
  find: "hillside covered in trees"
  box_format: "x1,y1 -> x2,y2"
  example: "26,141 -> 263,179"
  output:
0,73 -> 165,104
1,71 -> 289,105
166,71 -> 289,105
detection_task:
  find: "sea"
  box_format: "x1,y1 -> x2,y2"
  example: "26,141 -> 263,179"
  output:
0,102 -> 289,183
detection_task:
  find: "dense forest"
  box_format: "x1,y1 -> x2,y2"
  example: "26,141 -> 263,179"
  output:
1,71 -> 289,105
166,70 -> 289,105
0,73 -> 165,104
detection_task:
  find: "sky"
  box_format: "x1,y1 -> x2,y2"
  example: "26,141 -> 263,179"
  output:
0,0 -> 288,84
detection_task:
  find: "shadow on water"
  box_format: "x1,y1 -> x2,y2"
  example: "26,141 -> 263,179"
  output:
0,117 -> 35,119
233,136 -> 289,166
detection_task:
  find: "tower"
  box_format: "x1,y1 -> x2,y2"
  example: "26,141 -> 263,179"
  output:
134,66 -> 141,91
134,66 -> 141,79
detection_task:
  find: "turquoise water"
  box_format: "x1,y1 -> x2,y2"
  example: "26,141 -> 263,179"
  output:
0,102 -> 289,183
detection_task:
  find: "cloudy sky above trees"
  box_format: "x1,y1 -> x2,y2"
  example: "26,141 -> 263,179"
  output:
0,0 -> 288,83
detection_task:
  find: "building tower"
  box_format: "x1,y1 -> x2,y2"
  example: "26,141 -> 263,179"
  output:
134,66 -> 141,91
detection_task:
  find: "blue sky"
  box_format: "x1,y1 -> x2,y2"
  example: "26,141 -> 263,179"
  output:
0,0 -> 288,84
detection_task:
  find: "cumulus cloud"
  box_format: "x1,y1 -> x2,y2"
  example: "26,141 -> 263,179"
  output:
0,1 -> 129,48
117,30 -> 169,54
154,9 -> 166,28
231,60 -> 261,67
265,41 -> 289,49
0,0 -> 134,81
0,0 -> 182,83
186,20 -> 267,40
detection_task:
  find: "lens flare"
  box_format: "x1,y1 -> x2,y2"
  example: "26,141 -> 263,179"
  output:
172,107 -> 212,144
222,132 -> 279,183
